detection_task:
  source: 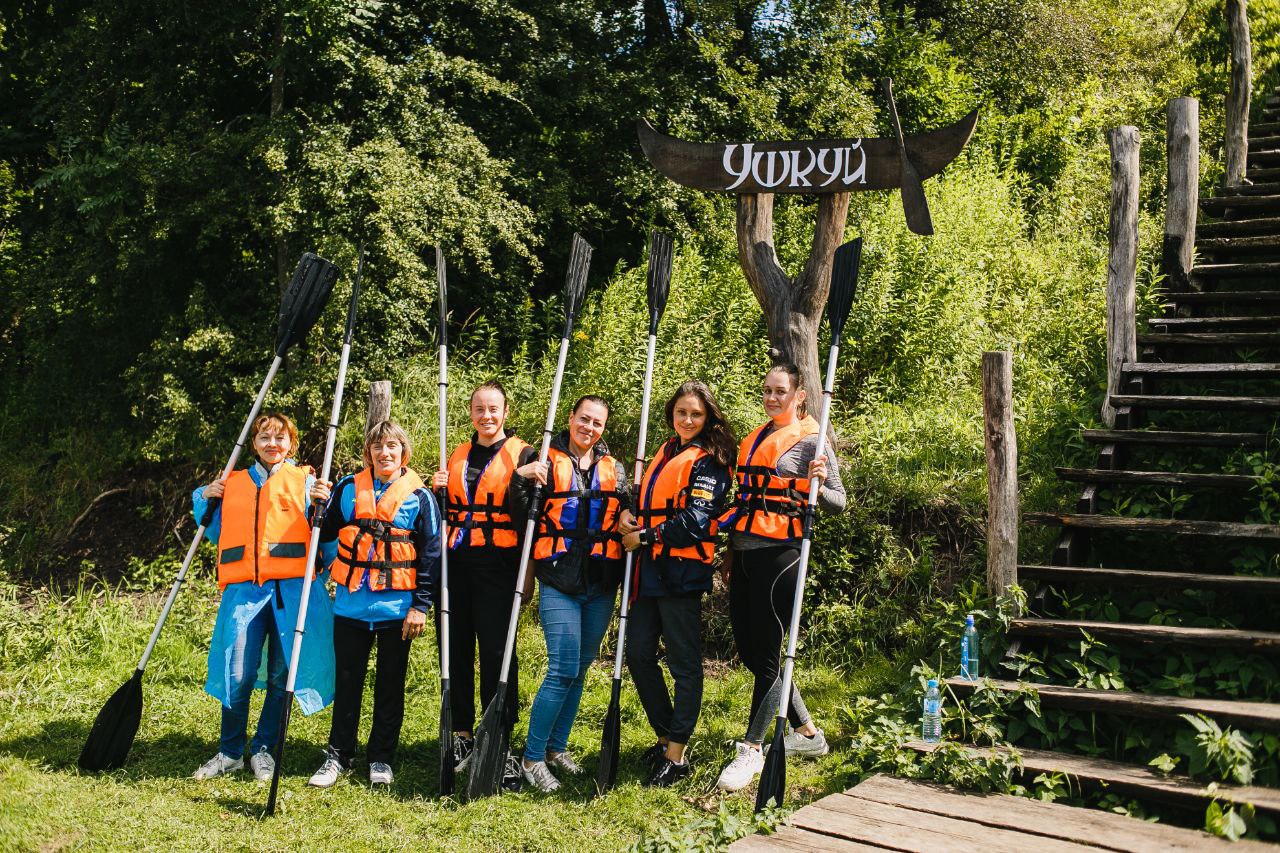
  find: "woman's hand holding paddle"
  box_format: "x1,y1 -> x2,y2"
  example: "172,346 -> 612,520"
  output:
204,478 -> 227,500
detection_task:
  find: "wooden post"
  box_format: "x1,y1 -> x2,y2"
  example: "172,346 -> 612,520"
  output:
1226,0 -> 1251,187
1104,127 -> 1139,429
1163,98 -> 1199,293
982,351 -> 1018,598
367,380 -> 392,434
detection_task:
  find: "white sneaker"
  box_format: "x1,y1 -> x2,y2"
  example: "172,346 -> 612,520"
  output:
308,756 -> 346,788
193,752 -> 243,780
249,748 -> 275,782
521,759 -> 561,792
776,727 -> 830,759
369,761 -> 393,785
547,750 -> 583,775
716,742 -> 765,792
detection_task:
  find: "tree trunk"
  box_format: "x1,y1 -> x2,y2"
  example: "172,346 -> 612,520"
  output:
367,381 -> 392,433
1226,0 -> 1251,188
271,11 -> 289,291
643,0 -> 673,45
735,192 -> 851,416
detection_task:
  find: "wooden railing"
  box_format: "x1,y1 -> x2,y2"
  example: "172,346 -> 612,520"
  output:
1226,0 -> 1251,187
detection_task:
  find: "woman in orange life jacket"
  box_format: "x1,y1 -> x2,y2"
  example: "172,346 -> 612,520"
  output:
618,380 -> 736,788
190,412 -> 336,783
713,362 -> 845,793
305,420 -> 441,788
508,395 -> 631,792
431,379 -> 538,792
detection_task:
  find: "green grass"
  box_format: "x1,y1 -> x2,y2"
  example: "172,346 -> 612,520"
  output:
0,572 -> 894,851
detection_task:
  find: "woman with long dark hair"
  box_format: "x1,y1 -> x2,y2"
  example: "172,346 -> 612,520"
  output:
619,380 -> 736,788
714,362 -> 845,792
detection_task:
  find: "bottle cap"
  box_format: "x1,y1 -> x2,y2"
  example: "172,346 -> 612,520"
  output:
927,678 -> 938,688
966,614 -> 975,625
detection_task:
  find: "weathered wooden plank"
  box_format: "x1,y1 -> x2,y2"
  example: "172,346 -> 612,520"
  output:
1053,467 -> 1258,489
1019,563 -> 1280,592
849,775 -> 1260,851
1149,317 -> 1280,330
1200,194 -> 1280,212
1163,98 -> 1197,292
1138,331 -> 1280,345
1169,289 -> 1280,302
983,352 -> 1018,598
1024,512 -> 1280,538
1105,127 -> 1139,429
730,827 -> 887,852
1196,235 -> 1280,252
1198,215 -> 1280,237
1121,361 -> 1280,376
1192,260 -> 1280,276
791,795 -> 1093,853
366,380 -> 392,433
904,740 -> 1280,815
1108,393 -> 1280,411
1215,180 -> 1280,196
1080,428 -> 1268,447
1008,617 -> 1280,653
946,677 -> 1280,730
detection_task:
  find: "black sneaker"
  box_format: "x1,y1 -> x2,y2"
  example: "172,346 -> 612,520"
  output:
452,734 -> 475,771
645,758 -> 692,788
640,742 -> 667,770
501,751 -> 523,793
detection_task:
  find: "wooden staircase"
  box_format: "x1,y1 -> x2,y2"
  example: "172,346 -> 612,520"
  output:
920,90 -> 1280,828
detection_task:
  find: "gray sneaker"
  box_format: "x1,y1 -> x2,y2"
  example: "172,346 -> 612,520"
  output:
249,747 -> 275,782
193,752 -> 243,780
308,756 -> 346,788
774,727 -> 829,759
369,761 -> 393,785
521,759 -> 561,792
547,750 -> 583,775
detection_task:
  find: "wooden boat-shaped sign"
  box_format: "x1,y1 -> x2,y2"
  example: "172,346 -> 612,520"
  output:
636,110 -> 978,195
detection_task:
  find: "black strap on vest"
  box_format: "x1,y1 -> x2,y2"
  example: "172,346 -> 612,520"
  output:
538,487 -> 623,549
734,464 -> 807,538
446,492 -> 517,545
338,517 -> 415,588
637,489 -> 711,562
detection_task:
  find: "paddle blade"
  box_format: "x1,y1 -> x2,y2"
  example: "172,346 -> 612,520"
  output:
264,695 -> 294,816
79,671 -> 143,772
465,684 -> 508,800
645,231 -> 674,335
563,233 -> 593,323
439,682 -> 455,796
827,238 -> 862,340
275,252 -> 340,355
434,246 -> 448,340
754,720 -> 787,812
899,159 -> 934,236
596,678 -> 623,793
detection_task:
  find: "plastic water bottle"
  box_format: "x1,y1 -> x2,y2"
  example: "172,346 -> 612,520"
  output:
961,614 -> 980,680
922,679 -> 942,743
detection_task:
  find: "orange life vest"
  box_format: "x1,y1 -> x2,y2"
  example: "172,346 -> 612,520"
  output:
533,447 -> 623,563
217,463 -> 313,590
636,438 -> 715,564
445,436 -> 530,549
725,416 -> 818,541
331,468 -> 425,592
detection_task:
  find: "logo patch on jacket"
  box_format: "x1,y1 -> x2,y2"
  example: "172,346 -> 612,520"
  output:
690,487 -> 713,500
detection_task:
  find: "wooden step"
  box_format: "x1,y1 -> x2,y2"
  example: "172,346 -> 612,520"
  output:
1054,466 -> 1258,489
1080,428 -> 1269,448
1139,331 -> 1280,345
1217,180 -> 1280,196
1197,235 -> 1280,253
1191,261 -> 1280,278
1008,617 -> 1280,652
1109,393 -> 1280,411
1254,120 -> 1280,135
1019,563 -> 1280,592
1248,151 -> 1280,168
1122,361 -> 1280,377
1201,193 -> 1280,213
904,741 -> 1280,816
1247,166 -> 1280,182
1198,216 -> 1280,237
946,677 -> 1280,731
1024,512 -> 1280,538
1167,290 -> 1280,303
1150,317 -> 1280,330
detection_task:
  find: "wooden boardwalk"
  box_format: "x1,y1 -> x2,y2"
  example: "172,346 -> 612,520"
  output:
730,774 -> 1271,852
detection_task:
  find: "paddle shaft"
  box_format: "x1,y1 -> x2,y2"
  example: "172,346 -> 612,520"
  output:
611,332 -> 658,680
135,355 -> 283,673
496,330 -> 573,681
770,340 -> 838,725
438,337 -> 451,681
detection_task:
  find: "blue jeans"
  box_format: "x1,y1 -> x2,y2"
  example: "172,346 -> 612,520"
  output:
524,583 -> 616,763
218,599 -> 287,759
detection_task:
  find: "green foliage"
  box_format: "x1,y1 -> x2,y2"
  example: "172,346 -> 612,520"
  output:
1178,714 -> 1255,786
629,802 -> 789,853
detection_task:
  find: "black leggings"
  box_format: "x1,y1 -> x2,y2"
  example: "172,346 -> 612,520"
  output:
328,616 -> 413,766
729,545 -> 812,742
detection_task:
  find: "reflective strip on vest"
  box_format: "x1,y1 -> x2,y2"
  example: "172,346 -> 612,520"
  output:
332,467 -> 425,592
217,463 -> 312,590
726,416 -> 817,541
445,437 -> 529,549
637,438 -> 714,564
533,448 -> 623,562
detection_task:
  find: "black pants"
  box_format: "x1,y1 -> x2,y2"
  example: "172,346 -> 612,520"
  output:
627,593 -> 703,744
444,549 -> 520,737
729,545 -> 811,740
328,616 -> 413,767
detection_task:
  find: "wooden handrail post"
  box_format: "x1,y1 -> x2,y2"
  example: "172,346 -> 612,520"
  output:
366,380 -> 392,434
1104,127 -> 1139,429
1226,0 -> 1251,187
1163,98 -> 1199,294
982,351 -> 1018,598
